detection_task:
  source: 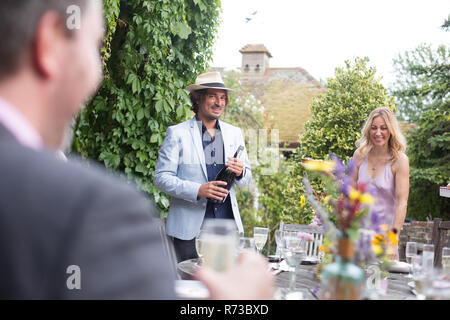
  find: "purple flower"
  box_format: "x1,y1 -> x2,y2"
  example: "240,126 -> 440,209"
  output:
345,158 -> 357,177
340,177 -> 352,197
330,154 -> 345,178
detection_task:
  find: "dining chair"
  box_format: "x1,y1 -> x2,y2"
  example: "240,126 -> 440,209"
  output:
432,218 -> 450,268
279,222 -> 324,262
157,217 -> 181,280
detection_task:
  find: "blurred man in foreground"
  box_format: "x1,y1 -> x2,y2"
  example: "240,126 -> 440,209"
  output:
0,0 -> 274,299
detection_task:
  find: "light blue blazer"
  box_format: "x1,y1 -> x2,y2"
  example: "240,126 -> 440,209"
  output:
154,117 -> 252,240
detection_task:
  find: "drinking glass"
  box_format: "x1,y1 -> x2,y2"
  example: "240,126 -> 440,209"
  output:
405,242 -> 417,278
442,247 -> 450,271
405,242 -> 417,264
238,237 -> 256,253
201,219 -> 239,272
281,232 -> 306,293
195,229 -> 205,265
422,244 -> 434,271
411,254 -> 426,300
253,227 -> 269,254
274,230 -> 283,260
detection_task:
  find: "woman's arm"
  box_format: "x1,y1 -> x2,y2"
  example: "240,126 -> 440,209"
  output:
392,153 -> 410,235
351,149 -> 363,187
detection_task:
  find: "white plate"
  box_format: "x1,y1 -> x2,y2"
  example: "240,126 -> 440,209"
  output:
387,261 -> 411,273
175,280 -> 210,299
302,256 -> 320,264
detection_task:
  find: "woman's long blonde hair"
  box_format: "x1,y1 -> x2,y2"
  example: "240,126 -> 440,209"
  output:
355,107 -> 407,163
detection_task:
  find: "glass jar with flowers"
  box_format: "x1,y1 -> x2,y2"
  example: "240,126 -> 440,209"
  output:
302,155 -> 382,300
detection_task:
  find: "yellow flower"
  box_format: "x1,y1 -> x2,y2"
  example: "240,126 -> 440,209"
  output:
302,159 -> 336,173
349,187 -> 361,201
372,234 -> 384,245
388,231 -> 398,246
372,243 -> 383,255
359,193 -> 375,204
324,195 -> 331,204
300,195 -> 306,208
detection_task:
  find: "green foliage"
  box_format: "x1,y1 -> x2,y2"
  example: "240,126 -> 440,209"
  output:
391,40 -> 450,220
300,57 -> 395,162
72,0 -> 222,215
391,43 -> 449,122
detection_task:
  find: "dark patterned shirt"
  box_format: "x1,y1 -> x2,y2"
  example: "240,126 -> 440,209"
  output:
195,117 -> 233,220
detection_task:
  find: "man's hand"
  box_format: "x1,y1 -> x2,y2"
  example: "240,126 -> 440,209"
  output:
195,252 -> 276,300
198,181 -> 228,201
226,157 -> 244,177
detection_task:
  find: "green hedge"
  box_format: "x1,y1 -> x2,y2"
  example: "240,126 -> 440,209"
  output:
72,0 -> 221,215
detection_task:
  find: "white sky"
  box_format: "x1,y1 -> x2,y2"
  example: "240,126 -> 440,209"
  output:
211,0 -> 450,87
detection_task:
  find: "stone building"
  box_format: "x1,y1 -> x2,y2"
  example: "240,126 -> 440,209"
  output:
235,44 -> 325,150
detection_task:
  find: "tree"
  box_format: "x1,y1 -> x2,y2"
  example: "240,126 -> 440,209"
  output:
391,43 -> 449,122
300,57 -> 395,162
406,108 -> 449,220
72,0 -> 222,215
391,19 -> 450,220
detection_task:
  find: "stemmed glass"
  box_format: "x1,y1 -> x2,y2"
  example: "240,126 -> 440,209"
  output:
442,247 -> 450,271
405,242 -> 417,278
253,227 -> 269,254
274,230 -> 283,260
195,229 -> 205,265
422,244 -> 435,271
281,232 -> 306,295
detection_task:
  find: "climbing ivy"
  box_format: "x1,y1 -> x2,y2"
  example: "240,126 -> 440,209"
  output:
72,0 -> 222,214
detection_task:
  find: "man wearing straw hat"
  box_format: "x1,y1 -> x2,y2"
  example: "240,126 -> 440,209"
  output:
154,71 -> 252,262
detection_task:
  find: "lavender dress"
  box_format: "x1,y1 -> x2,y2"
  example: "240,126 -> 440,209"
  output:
358,156 -> 396,227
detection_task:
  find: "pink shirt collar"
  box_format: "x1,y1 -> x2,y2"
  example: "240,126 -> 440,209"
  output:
0,96 -> 43,150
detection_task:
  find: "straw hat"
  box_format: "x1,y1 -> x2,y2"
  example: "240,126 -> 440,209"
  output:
186,72 -> 233,92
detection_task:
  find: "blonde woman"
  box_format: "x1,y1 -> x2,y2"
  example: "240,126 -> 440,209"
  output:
352,107 -> 409,259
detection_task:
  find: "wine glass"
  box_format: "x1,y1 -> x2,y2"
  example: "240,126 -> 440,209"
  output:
253,227 -> 269,254
442,247 -> 450,271
274,230 -> 283,260
411,254 -> 426,299
281,232 -> 306,295
422,244 -> 434,271
405,242 -> 417,278
195,229 -> 205,265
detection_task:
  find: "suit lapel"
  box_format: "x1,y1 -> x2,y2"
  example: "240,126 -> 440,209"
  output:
188,118 -> 207,180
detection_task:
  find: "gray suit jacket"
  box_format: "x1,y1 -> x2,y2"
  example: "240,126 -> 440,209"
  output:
0,125 -> 175,299
154,118 -> 252,240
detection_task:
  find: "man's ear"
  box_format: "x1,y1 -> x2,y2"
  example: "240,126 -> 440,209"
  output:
32,12 -> 67,79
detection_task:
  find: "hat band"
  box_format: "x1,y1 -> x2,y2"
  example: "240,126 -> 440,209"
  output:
201,82 -> 226,88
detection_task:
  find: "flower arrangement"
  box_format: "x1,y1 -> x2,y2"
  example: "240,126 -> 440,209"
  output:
302,155 -> 396,268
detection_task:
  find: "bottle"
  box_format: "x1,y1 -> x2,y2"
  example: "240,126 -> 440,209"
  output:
208,145 -> 244,204
320,235 -> 365,300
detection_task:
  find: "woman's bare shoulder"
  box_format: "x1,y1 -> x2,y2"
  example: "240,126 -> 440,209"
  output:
394,152 -> 409,165
392,152 -> 409,172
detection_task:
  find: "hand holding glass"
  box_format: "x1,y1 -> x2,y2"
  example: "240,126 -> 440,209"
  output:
201,219 -> 239,272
